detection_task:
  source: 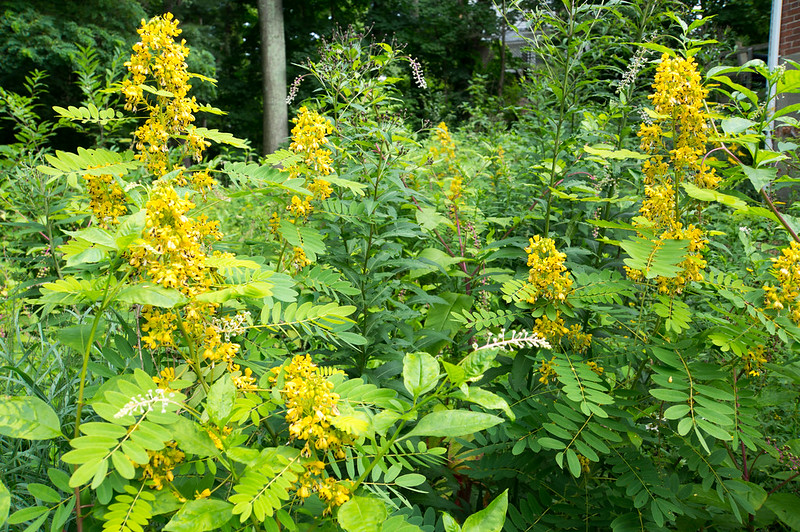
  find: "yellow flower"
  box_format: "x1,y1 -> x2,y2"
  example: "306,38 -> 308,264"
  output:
83,172 -> 127,228
765,241 -> 800,324
524,235 -> 573,303
743,345 -> 767,377
288,106 -> 335,177
123,14 -> 204,175
565,324 -> 592,353
270,355 -> 349,457
533,315 -> 569,344
538,356 -> 557,384
137,441 -> 185,490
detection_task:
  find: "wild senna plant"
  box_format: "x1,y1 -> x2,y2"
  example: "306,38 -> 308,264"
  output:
1,15 -> 514,532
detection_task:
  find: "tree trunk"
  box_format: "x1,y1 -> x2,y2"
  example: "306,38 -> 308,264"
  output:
258,0 -> 288,155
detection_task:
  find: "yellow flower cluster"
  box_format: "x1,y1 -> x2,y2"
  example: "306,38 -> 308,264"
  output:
207,425 -> 233,451
742,345 -> 767,377
430,122 -> 456,160
628,53 -> 717,293
152,367 -> 176,391
764,240 -> 800,324
270,355 -> 349,458
538,356 -> 557,384
271,107 -> 337,270
565,324 -> 592,353
524,236 -> 573,303
129,183 -> 220,294
137,441 -> 185,490
122,13 -> 206,175
587,361 -> 604,376
83,173 -> 127,228
175,168 -> 217,198
291,247 -> 312,271
289,106 -> 335,177
295,460 -> 351,514
129,181 -> 246,386
533,315 -> 568,343
428,122 -> 464,203
577,454 -> 591,473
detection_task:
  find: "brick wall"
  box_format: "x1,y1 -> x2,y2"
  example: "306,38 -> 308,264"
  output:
782,0 -> 800,55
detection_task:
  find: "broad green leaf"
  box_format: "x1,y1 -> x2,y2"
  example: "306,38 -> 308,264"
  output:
442,513 -> 462,532
171,416 -> 219,457
451,387 -> 515,421
207,376 -> 236,427
380,515 -> 424,532
164,499 -> 234,531
337,495 -> 388,532
405,410 -> 502,438
0,482 -> 9,526
741,164 -> 776,192
0,396 -> 62,440
8,506 -> 49,525
462,490 -> 508,532
721,117 -> 756,135
27,483 -> 61,504
116,283 -> 188,307
764,493 -> 800,530
416,206 -> 450,231
620,237 -> 688,279
403,352 -> 440,397
57,323 -> 99,354
682,182 -> 749,210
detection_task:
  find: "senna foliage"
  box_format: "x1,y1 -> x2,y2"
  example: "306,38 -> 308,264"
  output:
3,4 -> 800,532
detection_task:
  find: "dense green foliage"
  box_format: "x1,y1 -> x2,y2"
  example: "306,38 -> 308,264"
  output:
3,1 -> 800,532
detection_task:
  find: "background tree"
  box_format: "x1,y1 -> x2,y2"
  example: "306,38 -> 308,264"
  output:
258,0 -> 288,154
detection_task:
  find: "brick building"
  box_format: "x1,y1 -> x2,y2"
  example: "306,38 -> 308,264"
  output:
781,0 -> 800,58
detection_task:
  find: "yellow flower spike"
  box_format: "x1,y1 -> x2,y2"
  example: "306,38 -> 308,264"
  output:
83,172 -> 127,228
124,14 -> 203,175
538,356 -> 557,384
523,235 -> 573,304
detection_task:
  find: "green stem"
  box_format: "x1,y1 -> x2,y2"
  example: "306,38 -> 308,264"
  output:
176,313 -> 209,394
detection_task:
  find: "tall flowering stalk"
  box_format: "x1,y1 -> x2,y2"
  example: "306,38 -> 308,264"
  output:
627,53 -> 718,294
121,15 -> 254,392
121,13 -> 208,176
271,106 -> 336,271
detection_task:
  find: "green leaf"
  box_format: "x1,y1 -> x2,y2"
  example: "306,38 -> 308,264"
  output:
171,417 -> 219,457
8,506 -> 49,525
621,237 -> 688,279
111,450 -> 136,479
462,490 -> 508,532
116,283 -> 188,307
337,495 -> 388,532
682,182 -> 749,211
395,473 -> 426,487
565,449 -> 582,478
764,493 -> 800,530
27,483 -> 61,504
741,164 -> 776,192
207,376 -> 236,427
0,482 -> 9,526
0,396 -> 62,440
163,499 -> 234,531
403,352 -> 440,398
442,513 -> 462,532
405,410 -> 502,438
649,389 -> 689,402
451,387 -> 514,421
721,117 -> 756,135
